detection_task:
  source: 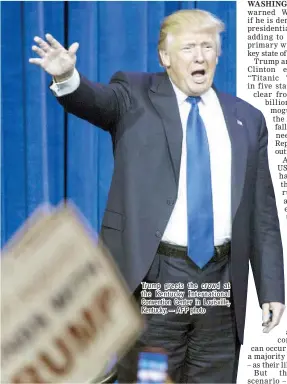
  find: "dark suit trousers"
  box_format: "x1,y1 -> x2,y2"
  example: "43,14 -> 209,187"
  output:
117,249 -> 241,383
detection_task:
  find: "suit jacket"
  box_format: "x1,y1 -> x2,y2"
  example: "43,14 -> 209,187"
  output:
56,70 -> 285,344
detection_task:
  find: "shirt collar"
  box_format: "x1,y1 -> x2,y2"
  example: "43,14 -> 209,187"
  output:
168,77 -> 215,106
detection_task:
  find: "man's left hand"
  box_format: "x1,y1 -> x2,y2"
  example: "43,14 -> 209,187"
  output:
262,302 -> 285,333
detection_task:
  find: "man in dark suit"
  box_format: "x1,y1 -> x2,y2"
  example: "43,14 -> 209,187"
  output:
30,9 -> 285,383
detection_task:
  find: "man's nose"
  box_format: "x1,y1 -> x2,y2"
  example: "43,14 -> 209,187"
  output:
193,47 -> 204,62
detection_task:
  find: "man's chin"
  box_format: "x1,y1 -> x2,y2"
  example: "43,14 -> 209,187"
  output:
188,83 -> 210,96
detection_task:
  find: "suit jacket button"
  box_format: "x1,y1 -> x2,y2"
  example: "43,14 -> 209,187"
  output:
167,199 -> 174,206
155,231 -> 162,238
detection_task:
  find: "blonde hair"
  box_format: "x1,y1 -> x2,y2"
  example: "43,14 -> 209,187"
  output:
158,9 -> 225,65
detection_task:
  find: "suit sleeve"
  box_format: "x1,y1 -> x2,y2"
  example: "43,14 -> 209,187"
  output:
250,113 -> 285,307
52,71 -> 132,132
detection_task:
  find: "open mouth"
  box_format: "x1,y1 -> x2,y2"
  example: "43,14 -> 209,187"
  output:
191,69 -> 206,82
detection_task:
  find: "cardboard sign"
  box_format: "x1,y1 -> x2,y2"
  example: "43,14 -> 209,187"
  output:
1,204 -> 143,383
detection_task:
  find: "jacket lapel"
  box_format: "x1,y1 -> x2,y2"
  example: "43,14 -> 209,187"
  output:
148,72 -> 183,188
216,91 -> 249,221
148,73 -> 248,222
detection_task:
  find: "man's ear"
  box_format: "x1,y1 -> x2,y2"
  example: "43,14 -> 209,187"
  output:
159,50 -> 170,68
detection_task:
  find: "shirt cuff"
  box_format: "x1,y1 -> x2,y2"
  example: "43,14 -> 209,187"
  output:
50,69 -> 80,97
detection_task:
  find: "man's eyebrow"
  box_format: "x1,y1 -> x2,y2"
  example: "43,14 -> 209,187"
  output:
181,42 -> 196,46
181,40 -> 214,46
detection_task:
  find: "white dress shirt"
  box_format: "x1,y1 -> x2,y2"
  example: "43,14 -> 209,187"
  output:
162,81 -> 231,246
50,69 -> 80,96
50,71 -> 232,246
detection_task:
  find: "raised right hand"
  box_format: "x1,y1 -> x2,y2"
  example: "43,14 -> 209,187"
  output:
29,33 -> 79,81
